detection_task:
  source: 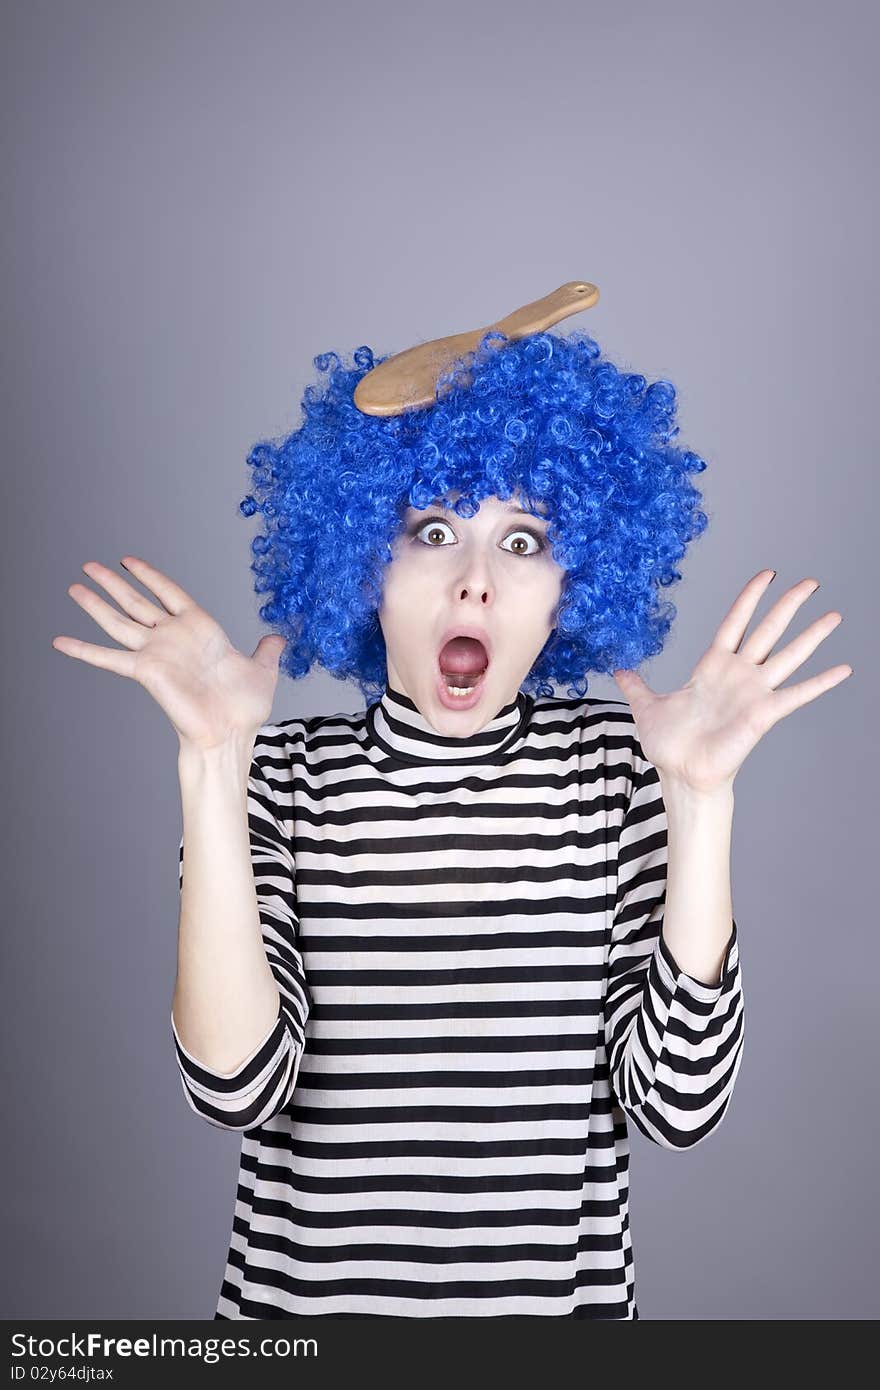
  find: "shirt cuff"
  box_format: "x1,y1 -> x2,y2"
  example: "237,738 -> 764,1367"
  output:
654,918 -> 739,1001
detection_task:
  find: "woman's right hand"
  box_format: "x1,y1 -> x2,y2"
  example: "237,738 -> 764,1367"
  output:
51,556 -> 287,752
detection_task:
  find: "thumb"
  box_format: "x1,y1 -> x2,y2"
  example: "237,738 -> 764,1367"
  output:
611,667 -> 653,709
252,633 -> 286,671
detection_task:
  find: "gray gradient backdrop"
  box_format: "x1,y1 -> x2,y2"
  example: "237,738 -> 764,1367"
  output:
4,0 -> 877,1320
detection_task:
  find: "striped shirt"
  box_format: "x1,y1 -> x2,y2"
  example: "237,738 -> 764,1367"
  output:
171,684 -> 745,1320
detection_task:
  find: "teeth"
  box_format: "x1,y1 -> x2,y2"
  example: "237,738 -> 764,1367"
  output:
440,668 -> 487,698
444,676 -> 483,696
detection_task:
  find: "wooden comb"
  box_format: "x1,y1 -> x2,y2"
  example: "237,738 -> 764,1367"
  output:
353,280 -> 599,418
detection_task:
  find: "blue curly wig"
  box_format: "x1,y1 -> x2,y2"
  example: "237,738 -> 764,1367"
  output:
239,328 -> 710,704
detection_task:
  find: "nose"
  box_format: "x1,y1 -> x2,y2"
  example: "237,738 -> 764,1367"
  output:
452,551 -> 494,606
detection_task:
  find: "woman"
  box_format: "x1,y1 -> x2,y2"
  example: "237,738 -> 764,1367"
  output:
51,323 -> 850,1318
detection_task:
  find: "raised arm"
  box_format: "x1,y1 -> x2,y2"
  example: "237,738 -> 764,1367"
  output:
50,552 -> 309,1134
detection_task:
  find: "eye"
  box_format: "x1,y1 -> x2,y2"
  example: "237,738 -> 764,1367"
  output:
414,518 -> 456,547
500,529 -> 546,557
411,516 -> 547,556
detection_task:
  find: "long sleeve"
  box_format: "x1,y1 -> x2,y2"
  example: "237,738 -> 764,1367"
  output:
605,749 -> 745,1151
171,736 -> 311,1132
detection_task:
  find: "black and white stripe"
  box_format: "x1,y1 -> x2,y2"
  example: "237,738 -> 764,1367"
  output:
171,684 -> 744,1319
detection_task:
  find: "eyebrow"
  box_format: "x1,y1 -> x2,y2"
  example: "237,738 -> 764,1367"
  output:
434,503 -> 548,520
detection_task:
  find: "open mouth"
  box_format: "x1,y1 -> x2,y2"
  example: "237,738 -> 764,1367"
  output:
437,635 -> 490,700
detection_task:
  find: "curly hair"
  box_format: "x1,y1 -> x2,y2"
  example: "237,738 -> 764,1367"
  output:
239,328 -> 710,704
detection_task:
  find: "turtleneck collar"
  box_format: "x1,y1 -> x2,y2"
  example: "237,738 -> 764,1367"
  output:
364,683 -> 534,767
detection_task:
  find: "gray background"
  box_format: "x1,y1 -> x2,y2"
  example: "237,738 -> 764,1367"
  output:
3,0 -> 876,1320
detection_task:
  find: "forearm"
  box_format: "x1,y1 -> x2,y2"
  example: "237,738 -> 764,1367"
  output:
172,735 -> 282,1074
657,775 -> 736,987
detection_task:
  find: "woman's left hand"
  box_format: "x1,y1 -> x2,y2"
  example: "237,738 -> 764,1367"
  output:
611,570 -> 853,795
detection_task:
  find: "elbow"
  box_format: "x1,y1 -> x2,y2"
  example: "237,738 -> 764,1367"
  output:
628,1094 -> 736,1150
175,1077 -> 291,1133
172,1014 -> 307,1133
620,1043 -> 745,1151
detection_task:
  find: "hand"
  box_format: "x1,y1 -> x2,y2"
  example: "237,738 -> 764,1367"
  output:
611,571 -> 853,794
51,556 -> 287,751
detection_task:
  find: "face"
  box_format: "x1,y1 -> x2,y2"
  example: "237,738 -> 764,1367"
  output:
377,492 -> 565,736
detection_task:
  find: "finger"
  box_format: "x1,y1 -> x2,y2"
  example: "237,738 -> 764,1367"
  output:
80,561 -> 168,626
739,577 -> 821,664
761,611 -> 843,688
118,555 -> 196,616
711,571 -> 777,653
765,663 -> 854,726
68,581 -> 158,650
51,633 -> 138,679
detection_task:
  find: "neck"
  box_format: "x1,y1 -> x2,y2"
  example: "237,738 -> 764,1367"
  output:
364,682 -> 533,766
